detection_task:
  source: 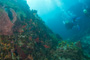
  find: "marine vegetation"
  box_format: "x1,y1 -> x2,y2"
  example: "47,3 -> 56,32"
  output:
0,0 -> 90,60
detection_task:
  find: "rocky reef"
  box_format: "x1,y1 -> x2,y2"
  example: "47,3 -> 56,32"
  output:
0,0 -> 90,60
81,35 -> 90,59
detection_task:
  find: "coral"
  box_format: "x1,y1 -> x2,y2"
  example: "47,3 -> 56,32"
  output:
0,0 -> 60,59
0,9 -> 13,35
26,54 -> 33,60
10,8 -> 17,23
14,45 -> 27,59
52,41 -> 84,60
0,0 -> 89,60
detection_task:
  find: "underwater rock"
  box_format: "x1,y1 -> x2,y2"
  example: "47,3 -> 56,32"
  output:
80,35 -> 90,58
75,41 -> 82,48
0,0 -> 89,60
0,0 -> 60,60
52,41 -> 84,60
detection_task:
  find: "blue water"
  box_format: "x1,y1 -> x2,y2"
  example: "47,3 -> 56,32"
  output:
27,0 -> 90,40
0,0 -> 90,59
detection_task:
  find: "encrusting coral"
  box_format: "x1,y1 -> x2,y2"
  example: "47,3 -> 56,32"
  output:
0,0 -> 90,60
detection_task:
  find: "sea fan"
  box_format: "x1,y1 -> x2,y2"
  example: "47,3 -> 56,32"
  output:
0,8 -> 17,35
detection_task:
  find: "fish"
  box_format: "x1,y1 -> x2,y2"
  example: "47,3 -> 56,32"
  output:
35,37 -> 39,43
43,45 -> 50,48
